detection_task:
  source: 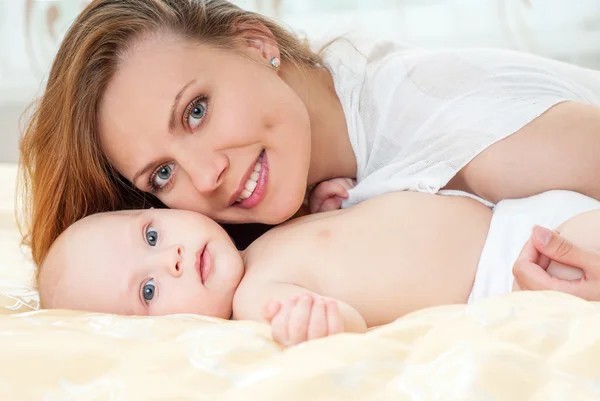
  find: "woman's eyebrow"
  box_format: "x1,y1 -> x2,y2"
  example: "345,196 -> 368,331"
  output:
132,79 -> 196,186
168,78 -> 197,132
132,161 -> 157,187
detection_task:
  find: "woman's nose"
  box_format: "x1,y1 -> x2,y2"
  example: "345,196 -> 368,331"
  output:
162,245 -> 184,278
183,151 -> 229,194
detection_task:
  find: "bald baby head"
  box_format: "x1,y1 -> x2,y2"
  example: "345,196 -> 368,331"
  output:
38,210 -> 142,311
37,207 -> 244,318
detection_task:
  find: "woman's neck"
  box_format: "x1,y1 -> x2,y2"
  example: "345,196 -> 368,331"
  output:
280,63 -> 357,186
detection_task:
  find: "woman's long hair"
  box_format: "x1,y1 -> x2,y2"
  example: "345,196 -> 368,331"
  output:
19,0 -> 321,269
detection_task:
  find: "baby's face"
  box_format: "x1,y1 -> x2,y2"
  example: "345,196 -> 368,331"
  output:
41,209 -> 244,319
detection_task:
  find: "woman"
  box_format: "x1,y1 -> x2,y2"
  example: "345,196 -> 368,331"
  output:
19,0 -> 600,297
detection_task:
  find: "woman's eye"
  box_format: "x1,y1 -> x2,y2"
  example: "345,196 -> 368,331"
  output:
145,226 -> 158,246
152,163 -> 174,189
142,279 -> 156,303
187,97 -> 207,130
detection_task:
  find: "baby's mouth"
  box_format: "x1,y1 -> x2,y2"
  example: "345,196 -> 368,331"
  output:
195,245 -> 212,285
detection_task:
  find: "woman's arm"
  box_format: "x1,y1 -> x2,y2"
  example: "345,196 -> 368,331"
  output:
448,102 -> 600,203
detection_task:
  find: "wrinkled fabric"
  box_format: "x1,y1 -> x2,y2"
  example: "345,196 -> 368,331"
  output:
2,291 -> 600,401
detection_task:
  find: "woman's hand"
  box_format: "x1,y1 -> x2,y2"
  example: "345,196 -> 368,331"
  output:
513,226 -> 600,301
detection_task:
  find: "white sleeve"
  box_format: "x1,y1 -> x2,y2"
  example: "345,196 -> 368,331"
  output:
344,47 -> 600,208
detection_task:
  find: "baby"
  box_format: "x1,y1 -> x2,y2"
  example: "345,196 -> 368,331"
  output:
308,179 -> 594,284
39,190 -> 600,347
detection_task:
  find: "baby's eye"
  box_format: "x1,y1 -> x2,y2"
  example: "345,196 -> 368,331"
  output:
145,226 -> 158,246
142,279 -> 156,303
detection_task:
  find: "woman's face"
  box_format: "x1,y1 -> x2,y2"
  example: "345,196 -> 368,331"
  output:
98,34 -> 312,224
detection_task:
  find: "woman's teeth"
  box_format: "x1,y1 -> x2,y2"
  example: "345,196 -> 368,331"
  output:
237,154 -> 263,202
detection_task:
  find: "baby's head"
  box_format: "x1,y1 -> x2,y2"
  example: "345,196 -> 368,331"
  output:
38,208 -> 244,318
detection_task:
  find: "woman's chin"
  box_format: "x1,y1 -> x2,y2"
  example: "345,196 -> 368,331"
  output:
266,197 -> 305,224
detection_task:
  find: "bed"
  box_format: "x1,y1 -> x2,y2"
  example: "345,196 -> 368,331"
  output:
2,163 -> 600,400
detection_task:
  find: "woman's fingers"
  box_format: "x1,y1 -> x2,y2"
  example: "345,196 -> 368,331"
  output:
532,226 -> 600,279
513,249 -> 579,293
320,197 -> 343,213
308,181 -> 348,214
513,226 -> 600,300
513,237 -> 546,289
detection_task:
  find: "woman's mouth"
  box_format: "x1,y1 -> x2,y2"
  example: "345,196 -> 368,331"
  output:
195,245 -> 212,285
234,150 -> 268,209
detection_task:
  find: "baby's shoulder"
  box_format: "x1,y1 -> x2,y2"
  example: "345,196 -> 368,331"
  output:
245,211 -> 348,263
231,271 -> 269,322
232,269 -> 300,322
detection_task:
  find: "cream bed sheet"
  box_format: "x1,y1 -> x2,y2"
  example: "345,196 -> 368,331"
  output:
2,163 -> 600,401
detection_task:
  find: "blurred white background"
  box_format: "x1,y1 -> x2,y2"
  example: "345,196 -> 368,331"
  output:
1,0 -> 599,163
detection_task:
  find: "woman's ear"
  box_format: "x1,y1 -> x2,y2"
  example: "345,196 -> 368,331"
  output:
235,21 -> 281,67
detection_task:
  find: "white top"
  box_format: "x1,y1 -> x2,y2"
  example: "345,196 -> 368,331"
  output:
320,38 -> 600,208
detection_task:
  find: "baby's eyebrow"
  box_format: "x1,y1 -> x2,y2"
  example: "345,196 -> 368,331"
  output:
137,208 -> 153,223
134,211 -> 151,240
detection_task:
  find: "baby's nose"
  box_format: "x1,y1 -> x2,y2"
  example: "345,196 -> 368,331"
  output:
166,245 -> 184,277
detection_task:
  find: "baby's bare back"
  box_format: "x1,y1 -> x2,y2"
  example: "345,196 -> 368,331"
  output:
243,192 -> 492,327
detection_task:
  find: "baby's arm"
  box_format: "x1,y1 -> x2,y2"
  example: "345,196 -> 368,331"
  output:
308,178 -> 356,214
544,210 -> 600,281
233,283 -> 367,347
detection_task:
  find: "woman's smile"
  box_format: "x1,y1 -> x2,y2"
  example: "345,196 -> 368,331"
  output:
232,150 -> 268,209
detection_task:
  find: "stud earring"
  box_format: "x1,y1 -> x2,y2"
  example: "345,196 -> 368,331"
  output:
270,57 -> 280,69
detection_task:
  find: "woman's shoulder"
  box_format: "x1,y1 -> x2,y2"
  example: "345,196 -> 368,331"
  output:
320,34 -> 597,86
317,34 -> 417,73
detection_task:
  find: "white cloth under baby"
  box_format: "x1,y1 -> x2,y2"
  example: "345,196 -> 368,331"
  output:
320,37 -> 600,208
468,190 -> 600,304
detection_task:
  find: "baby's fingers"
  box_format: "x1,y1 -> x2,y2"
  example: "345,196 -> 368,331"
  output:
288,294 -> 314,346
270,296 -> 297,346
326,300 -> 344,335
307,297 -> 328,340
262,300 -> 281,323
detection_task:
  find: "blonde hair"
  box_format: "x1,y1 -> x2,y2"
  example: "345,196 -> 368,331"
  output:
19,0 -> 322,270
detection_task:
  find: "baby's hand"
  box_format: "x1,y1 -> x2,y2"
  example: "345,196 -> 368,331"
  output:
263,293 -> 344,347
308,178 -> 356,214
